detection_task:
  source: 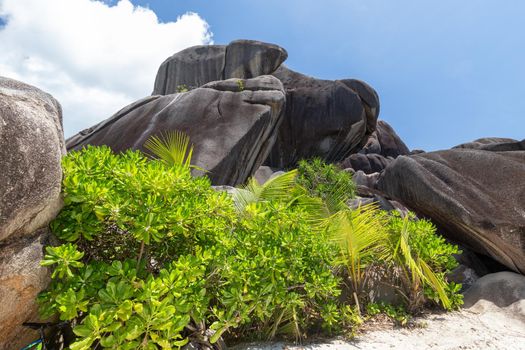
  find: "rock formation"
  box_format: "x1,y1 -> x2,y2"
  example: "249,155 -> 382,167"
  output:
0,77 -> 65,350
463,271 -> 525,314
67,76 -> 286,186
360,120 -> 410,158
377,143 -> 525,274
453,137 -> 525,152
72,39 -> 380,184
340,153 -> 393,174
264,66 -> 380,169
152,39 -> 288,95
65,39 -> 524,278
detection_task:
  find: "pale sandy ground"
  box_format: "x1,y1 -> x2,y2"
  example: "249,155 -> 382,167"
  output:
233,300 -> 525,350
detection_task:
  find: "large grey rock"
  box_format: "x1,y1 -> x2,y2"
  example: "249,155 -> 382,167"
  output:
0,77 -> 65,240
360,120 -> 410,158
350,170 -> 380,189
265,66 -> 379,168
448,248 -> 491,290
463,272 -> 525,320
340,153 -> 393,174
224,40 -> 288,80
153,45 -> 226,94
67,75 -> 286,186
152,40 -> 287,95
378,144 -> 525,274
0,231 -> 51,350
453,137 -> 525,152
0,77 -> 65,349
253,166 -> 276,185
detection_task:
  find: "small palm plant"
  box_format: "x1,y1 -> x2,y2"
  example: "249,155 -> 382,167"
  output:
329,203 -> 389,314
388,216 -> 451,311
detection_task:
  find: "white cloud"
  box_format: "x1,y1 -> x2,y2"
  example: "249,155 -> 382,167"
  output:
0,0 -> 212,137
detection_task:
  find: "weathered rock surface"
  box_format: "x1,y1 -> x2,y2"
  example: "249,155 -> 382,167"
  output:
224,40 -> 288,81
0,77 -> 65,350
152,40 -> 287,95
377,145 -> 525,274
340,153 -> 393,174
67,76 -> 286,186
265,66 -> 379,168
350,170 -> 380,189
453,137 -> 525,152
448,248 -> 492,291
347,192 -> 410,217
360,120 -> 410,158
253,166 -> 274,185
0,77 -> 65,241
463,272 -> 525,313
0,231 -> 51,350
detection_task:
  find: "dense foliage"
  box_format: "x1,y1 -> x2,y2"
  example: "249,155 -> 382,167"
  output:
40,146 -> 341,349
386,213 -> 462,310
39,146 -> 462,349
296,157 -> 356,205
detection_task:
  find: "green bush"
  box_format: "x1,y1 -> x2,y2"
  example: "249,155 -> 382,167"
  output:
385,212 -> 463,311
296,158 -> 356,207
51,145 -> 234,266
366,302 -> 410,326
40,146 -> 341,349
39,144 -> 463,349
331,207 -> 463,313
211,201 -> 341,341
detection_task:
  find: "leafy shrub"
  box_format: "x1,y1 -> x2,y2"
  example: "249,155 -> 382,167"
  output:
386,213 -> 463,310
366,302 -> 410,326
40,146 -> 341,349
39,142 -> 463,348
296,158 -> 356,208
331,208 -> 462,313
50,145 -> 234,266
211,201 -> 341,341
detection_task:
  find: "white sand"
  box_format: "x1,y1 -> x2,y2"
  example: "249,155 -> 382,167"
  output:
233,300 -> 525,350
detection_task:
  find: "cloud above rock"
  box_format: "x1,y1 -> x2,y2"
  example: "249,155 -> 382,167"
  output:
0,0 -> 213,136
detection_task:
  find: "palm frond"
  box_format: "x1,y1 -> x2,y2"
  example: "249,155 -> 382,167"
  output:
322,175 -> 357,214
231,187 -> 259,213
293,192 -> 331,222
232,170 -> 298,213
143,130 -> 194,168
419,258 -> 451,309
392,216 -> 451,309
330,203 -> 389,297
257,169 -> 298,202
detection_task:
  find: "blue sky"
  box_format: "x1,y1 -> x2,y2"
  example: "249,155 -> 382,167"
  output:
130,0 -> 525,151
1,1 -> 523,151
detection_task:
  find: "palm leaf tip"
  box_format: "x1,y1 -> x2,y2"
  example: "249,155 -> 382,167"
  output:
143,130 -> 194,167
232,170 -> 299,213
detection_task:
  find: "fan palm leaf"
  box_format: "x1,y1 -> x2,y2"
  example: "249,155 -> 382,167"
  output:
143,130 -> 194,168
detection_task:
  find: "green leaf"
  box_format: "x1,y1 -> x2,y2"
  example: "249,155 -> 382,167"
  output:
143,130 -> 194,168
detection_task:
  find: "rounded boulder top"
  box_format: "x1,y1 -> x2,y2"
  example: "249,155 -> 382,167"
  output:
152,39 -> 288,95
